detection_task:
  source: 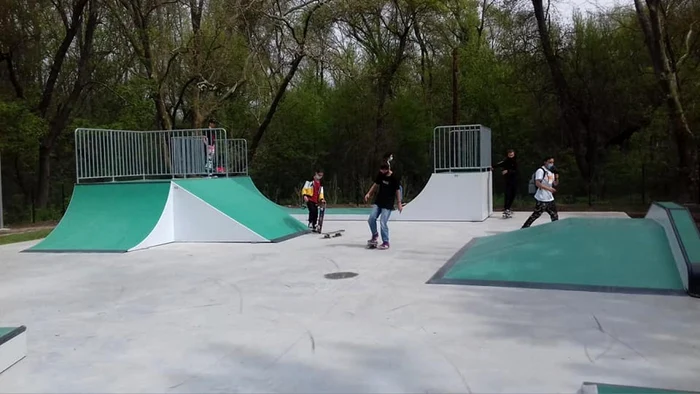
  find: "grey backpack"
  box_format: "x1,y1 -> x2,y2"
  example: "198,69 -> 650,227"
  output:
527,167 -> 547,194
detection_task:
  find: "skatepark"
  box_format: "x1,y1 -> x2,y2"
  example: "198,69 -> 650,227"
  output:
1,126 -> 700,393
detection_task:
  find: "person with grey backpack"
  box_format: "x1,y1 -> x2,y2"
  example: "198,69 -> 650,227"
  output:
522,156 -> 559,228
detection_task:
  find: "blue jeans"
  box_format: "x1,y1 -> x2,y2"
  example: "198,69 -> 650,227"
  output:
368,205 -> 392,243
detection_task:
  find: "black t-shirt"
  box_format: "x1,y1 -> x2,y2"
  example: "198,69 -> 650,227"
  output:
373,172 -> 401,209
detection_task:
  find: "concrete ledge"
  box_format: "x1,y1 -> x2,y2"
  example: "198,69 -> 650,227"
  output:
0,326 -> 27,375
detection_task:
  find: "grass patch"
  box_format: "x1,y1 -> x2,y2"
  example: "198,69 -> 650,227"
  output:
0,229 -> 53,245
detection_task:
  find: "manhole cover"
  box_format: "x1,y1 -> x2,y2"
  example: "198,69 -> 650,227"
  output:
324,272 -> 358,280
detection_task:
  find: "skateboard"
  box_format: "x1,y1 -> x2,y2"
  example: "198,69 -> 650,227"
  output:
317,203 -> 326,233
316,204 -> 345,238
321,229 -> 345,239
366,239 -> 378,249
502,210 -> 513,219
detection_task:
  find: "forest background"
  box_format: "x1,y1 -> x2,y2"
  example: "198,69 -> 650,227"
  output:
0,0 -> 699,225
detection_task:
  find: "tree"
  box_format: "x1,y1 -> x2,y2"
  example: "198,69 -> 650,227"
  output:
337,0 -> 423,167
0,0 -> 100,207
248,0 -> 331,161
634,0 -> 697,200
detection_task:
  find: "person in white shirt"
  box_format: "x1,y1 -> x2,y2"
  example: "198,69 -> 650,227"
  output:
522,156 -> 559,228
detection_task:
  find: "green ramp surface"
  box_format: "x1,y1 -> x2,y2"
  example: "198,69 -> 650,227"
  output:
175,178 -> 307,242
230,176 -> 267,198
27,182 -> 170,252
230,176 -> 372,215
429,218 -> 685,295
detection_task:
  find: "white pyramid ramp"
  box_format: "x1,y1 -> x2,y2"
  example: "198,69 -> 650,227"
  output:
396,172 -> 493,222
172,184 -> 267,243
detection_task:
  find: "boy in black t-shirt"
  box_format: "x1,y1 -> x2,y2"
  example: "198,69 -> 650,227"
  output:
364,163 -> 403,249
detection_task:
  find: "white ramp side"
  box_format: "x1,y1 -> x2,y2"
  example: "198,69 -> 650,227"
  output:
0,327 -> 26,374
395,172 -> 493,222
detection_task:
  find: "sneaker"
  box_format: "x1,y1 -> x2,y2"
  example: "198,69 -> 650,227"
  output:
368,234 -> 378,243
379,242 -> 390,249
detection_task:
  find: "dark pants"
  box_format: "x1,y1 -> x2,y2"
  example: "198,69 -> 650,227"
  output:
522,200 -> 559,228
307,201 -> 319,226
504,179 -> 517,211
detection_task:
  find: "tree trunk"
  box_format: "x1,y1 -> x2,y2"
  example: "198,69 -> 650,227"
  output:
374,80 -> 389,168
451,47 -> 459,124
36,144 -> 52,208
35,0 -> 99,208
249,54 -> 305,161
531,0 -> 592,181
634,0 -> 697,201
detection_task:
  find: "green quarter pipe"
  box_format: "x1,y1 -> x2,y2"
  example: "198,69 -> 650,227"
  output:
27,182 -> 171,252
26,178 -> 308,253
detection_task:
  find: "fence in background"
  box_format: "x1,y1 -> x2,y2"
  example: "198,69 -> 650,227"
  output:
433,125 -> 491,172
75,128 -> 248,183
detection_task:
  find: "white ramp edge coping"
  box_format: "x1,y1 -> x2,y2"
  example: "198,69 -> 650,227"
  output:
0,326 -> 27,375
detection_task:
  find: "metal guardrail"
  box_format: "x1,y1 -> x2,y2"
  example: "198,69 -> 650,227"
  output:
75,128 -> 249,183
433,125 -> 491,172
222,138 -> 248,177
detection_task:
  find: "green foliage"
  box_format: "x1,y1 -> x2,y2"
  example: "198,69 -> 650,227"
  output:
0,0 -> 699,224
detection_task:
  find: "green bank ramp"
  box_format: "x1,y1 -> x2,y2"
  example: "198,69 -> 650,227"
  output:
27,182 -> 170,252
645,202 -> 700,296
429,216 -> 688,295
174,178 -> 307,242
579,382 -> 700,394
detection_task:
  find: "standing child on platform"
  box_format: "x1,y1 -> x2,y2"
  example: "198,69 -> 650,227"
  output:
364,163 -> 403,249
203,119 -> 217,175
302,169 -> 325,232
522,156 -> 558,228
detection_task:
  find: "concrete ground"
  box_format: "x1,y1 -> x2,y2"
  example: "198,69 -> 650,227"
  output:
1,212 -> 699,393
